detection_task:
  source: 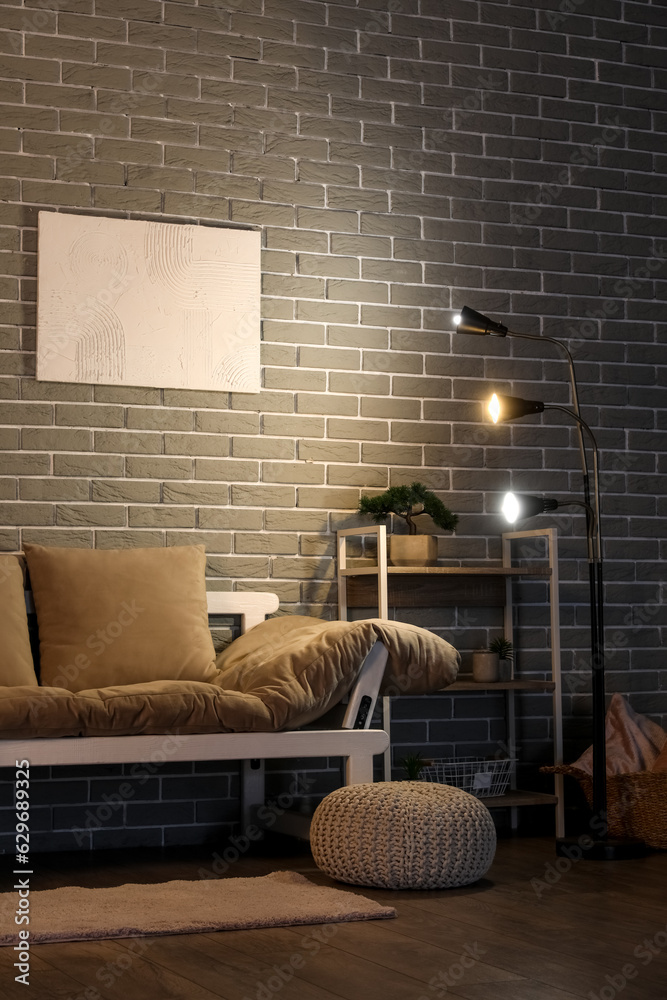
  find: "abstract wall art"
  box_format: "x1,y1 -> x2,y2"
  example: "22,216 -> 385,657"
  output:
36,212 -> 261,392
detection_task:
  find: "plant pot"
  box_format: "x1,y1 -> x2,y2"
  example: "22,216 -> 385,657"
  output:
388,534 -> 438,567
472,651 -> 500,683
498,658 -> 512,682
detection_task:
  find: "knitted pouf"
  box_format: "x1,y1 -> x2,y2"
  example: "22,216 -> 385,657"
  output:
310,782 -> 497,890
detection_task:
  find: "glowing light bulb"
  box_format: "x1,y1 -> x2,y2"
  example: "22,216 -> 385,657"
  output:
501,492 -> 520,524
452,313 -> 462,327
488,393 -> 501,423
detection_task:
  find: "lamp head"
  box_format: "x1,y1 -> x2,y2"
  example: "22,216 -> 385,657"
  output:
501,492 -> 559,523
488,393 -> 545,424
454,305 -> 508,337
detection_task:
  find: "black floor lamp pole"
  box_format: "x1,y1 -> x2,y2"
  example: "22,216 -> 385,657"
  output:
590,557 -> 607,830
475,322 -> 613,841
575,543 -> 644,856
564,411 -> 608,837
453,306 -> 646,858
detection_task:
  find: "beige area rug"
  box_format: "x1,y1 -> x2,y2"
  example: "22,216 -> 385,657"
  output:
0,871 -> 396,945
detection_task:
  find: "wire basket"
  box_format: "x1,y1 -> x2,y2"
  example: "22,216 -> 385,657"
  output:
421,757 -> 516,798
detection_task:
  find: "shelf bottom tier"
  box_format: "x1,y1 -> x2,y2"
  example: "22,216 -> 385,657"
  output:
482,789 -> 558,809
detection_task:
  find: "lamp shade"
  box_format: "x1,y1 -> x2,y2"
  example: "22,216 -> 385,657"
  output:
454,306 -> 508,338
501,493 -> 559,523
488,393 -> 545,424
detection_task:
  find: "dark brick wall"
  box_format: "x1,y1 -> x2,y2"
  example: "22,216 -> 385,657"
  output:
0,0 -> 666,850
0,757 -> 346,853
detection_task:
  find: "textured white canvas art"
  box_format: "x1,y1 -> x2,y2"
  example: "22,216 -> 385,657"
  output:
37,212 -> 261,392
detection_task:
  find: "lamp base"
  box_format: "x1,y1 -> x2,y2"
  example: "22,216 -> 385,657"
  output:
556,836 -> 649,861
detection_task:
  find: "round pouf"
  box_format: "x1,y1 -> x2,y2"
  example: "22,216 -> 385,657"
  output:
310,782 -> 496,890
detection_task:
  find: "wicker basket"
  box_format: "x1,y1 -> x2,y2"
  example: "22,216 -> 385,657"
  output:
421,757 -> 516,798
543,765 -> 667,849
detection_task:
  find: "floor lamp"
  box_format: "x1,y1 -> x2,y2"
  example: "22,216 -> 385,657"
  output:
453,306 -> 645,860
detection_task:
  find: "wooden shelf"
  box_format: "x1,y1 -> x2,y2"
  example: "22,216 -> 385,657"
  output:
341,560 -> 551,609
336,525 -> 565,837
446,679 -> 556,692
347,574 -> 513,608
340,565 -> 551,577
482,789 -> 559,809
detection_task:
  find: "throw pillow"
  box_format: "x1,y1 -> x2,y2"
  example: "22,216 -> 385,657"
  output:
572,693 -> 667,775
0,555 -> 38,686
214,614 -> 459,731
24,544 -> 217,692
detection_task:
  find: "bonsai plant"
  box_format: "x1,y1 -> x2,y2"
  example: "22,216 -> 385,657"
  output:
358,482 -> 458,535
357,482 -> 458,566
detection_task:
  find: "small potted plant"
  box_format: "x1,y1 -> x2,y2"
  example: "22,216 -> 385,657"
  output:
473,636 -> 513,683
357,482 -> 458,566
489,636 -> 514,682
398,752 -> 431,781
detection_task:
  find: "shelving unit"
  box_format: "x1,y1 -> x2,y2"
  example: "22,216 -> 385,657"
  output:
336,524 -> 564,836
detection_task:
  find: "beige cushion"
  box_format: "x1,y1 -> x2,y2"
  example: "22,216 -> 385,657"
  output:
24,544 -> 217,692
0,681 -> 269,738
0,555 -> 38,687
0,614 -> 460,737
215,615 -> 460,730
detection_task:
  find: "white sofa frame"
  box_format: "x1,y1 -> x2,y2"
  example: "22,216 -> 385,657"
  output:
0,592 -> 389,839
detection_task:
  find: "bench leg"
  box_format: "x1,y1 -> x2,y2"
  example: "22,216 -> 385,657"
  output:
345,752 -> 374,785
241,758 -> 265,830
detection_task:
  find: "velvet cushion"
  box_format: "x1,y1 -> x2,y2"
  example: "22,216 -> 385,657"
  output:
0,555 -> 38,687
572,693 -> 667,775
0,681 -> 267,738
214,614 -> 460,730
0,614 -> 460,737
23,544 -> 217,692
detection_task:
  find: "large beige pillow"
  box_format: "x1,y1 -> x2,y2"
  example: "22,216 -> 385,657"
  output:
24,544 -> 217,692
0,555 -> 38,686
215,614 -> 459,730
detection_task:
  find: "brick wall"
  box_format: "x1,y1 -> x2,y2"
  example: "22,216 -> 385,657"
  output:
0,0 -> 666,850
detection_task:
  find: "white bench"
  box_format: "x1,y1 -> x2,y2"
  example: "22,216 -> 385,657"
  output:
0,591 -> 390,840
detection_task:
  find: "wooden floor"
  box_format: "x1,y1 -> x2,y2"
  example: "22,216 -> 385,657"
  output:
1,835 -> 666,1000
